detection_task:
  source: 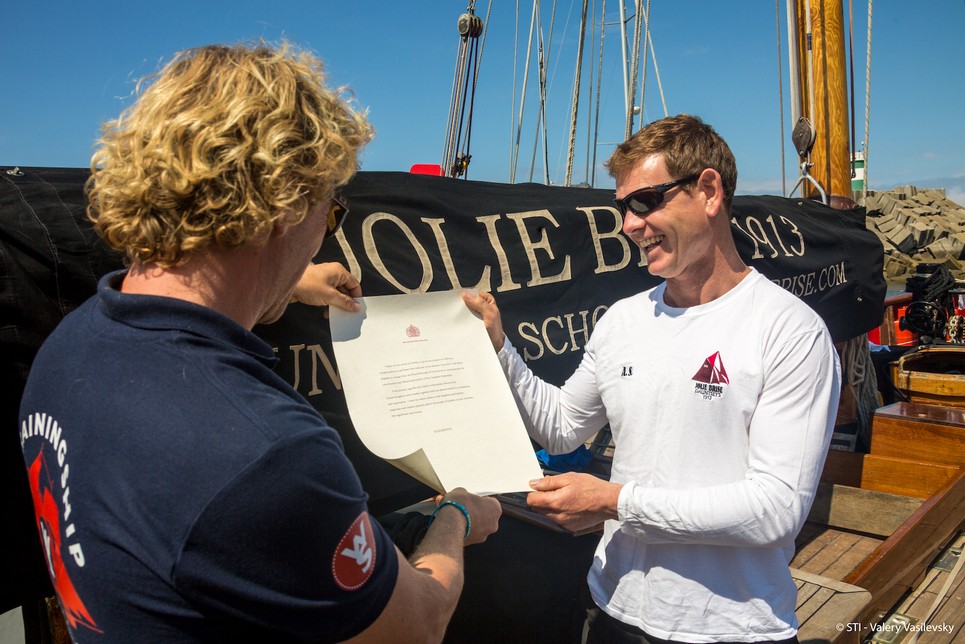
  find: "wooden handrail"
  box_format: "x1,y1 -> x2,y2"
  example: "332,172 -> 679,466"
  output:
884,292 -> 913,307
875,292 -> 915,346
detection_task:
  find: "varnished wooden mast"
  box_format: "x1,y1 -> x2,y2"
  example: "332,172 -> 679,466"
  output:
795,0 -> 852,201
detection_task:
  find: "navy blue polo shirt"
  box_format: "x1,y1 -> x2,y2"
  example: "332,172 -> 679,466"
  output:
19,271 -> 397,642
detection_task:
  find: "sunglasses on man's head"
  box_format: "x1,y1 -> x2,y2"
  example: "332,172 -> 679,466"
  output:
327,193 -> 349,235
613,174 -> 700,217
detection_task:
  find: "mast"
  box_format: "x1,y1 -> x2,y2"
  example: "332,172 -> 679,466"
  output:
793,0 -> 853,203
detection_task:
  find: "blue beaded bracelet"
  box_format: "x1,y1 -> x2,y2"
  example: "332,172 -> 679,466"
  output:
429,500 -> 471,540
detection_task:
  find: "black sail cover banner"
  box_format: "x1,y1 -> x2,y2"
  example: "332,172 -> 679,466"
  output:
1,168 -> 885,514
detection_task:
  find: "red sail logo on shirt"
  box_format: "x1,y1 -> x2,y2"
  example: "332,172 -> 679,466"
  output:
692,351 -> 729,401
332,512 -> 377,591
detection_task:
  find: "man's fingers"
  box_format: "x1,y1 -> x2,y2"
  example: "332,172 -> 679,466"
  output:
327,291 -> 360,312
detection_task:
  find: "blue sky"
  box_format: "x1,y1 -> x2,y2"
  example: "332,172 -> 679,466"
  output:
2,1 -> 963,203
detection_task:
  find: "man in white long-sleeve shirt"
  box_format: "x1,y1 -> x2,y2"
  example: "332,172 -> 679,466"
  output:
464,114 -> 841,644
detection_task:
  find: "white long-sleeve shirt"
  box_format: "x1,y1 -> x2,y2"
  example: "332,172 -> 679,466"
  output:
498,268 -> 841,642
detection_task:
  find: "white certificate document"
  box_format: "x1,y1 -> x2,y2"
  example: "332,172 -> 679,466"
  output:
329,290 -> 543,495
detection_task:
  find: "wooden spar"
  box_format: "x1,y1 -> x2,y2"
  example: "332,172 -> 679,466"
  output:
794,0 -> 853,201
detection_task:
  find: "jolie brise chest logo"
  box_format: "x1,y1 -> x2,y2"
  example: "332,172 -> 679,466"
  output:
692,351 -> 729,401
332,512 -> 377,591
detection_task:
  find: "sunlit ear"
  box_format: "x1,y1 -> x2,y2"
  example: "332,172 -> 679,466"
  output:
253,222 -> 290,252
699,168 -> 725,217
270,220 -> 293,239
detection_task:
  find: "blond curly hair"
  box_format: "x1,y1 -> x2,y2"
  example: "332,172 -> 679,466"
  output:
87,41 -> 373,266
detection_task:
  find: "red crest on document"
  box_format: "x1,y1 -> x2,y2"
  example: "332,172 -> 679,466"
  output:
332,512 -> 377,591
406,324 -> 421,338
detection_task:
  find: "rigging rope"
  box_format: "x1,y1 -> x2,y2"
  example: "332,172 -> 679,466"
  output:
625,1 -> 644,140
590,0 -> 607,187
528,0 -> 555,184
510,0 -> 520,180
511,0 -> 540,183
443,34 -> 467,169
564,0 -> 590,186
477,0 -> 493,83
863,0 -> 872,198
645,9 -> 668,120
775,0 -> 787,196
584,0 -> 597,185
453,34 -> 479,177
544,0 -> 557,181
637,0 -> 652,130
804,0 -> 816,144
526,9 -> 544,183
444,3 -> 474,163
443,7 -> 485,178
791,0 -> 822,200
467,0 -> 495,173
841,334 -> 879,450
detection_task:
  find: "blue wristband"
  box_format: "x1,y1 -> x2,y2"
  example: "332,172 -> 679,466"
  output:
429,500 -> 471,540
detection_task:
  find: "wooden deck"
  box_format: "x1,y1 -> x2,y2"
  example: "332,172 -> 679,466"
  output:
790,526 -> 964,643
793,567 -> 871,643
873,532 -> 965,644
793,524 -> 886,579
787,444 -> 965,643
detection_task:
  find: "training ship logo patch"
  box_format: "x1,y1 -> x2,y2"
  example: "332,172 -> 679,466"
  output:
691,351 -> 729,401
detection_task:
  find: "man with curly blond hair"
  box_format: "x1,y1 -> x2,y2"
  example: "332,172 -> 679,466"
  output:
19,41 -> 499,643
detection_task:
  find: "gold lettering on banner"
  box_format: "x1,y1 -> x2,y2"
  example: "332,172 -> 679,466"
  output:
819,261 -> 847,290
518,322 -> 544,361
731,213 -> 807,260
420,217 -> 492,291
771,261 -> 847,298
577,206 -> 647,274
542,317 -> 567,355
330,228 -> 362,277
290,344 -> 342,397
777,215 -> 806,256
764,215 -> 794,257
308,345 -> 341,396
362,213 -> 433,293
475,214 -> 522,293
291,344 -> 305,390
517,305 -> 609,362
730,217 -> 765,260
506,210 -> 572,287
745,217 -> 781,259
579,206 -> 632,273
564,310 -> 591,351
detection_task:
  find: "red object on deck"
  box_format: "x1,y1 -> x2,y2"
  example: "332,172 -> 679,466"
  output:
869,304 -> 918,346
409,163 -> 444,176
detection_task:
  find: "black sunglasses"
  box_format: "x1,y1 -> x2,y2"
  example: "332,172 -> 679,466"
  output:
613,174 -> 700,216
327,193 -> 349,235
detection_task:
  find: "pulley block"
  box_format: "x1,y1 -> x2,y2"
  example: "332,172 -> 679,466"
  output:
457,13 -> 484,38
